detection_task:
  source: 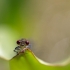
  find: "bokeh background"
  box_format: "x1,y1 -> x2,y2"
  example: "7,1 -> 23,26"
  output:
0,0 -> 70,70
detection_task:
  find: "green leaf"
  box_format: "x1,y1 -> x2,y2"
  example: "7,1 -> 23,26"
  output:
9,49 -> 70,70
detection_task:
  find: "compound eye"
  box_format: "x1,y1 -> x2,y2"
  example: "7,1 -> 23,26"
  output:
16,40 -> 21,45
25,40 -> 29,45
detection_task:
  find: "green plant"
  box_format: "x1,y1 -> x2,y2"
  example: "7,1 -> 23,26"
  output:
10,49 -> 70,70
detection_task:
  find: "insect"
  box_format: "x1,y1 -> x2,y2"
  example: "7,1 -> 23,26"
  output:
14,38 -> 30,54
16,38 -> 29,46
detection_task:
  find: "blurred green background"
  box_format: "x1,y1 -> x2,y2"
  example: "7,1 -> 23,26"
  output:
0,0 -> 70,70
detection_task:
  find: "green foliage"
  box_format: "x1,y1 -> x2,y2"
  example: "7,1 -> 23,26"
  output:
1,0 -> 70,70
9,49 -> 70,70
